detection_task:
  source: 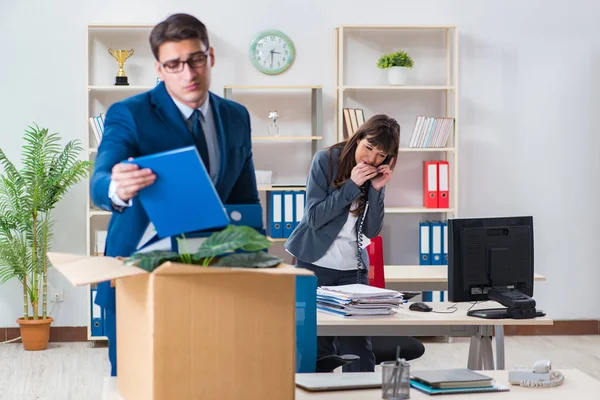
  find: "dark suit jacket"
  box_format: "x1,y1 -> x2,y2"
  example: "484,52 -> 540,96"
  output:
91,82 -> 260,309
284,147 -> 385,267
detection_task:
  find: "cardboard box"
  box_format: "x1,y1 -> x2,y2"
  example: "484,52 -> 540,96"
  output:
48,252 -> 313,400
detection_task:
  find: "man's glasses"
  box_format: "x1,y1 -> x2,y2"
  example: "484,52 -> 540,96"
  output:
160,50 -> 210,73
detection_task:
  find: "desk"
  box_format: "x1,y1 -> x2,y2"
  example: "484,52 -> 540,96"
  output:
382,266 -> 547,370
295,369 -> 596,399
318,301 -> 553,370
103,369 -> 597,399
384,265 -> 546,292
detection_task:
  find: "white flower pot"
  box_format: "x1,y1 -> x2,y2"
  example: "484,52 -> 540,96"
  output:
387,66 -> 408,86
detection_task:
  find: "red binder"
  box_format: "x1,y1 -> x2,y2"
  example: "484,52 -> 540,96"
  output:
437,160 -> 449,208
367,236 -> 385,289
423,161 -> 438,208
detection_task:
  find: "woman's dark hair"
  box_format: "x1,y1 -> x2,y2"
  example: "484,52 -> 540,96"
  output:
149,13 -> 210,60
328,114 -> 400,217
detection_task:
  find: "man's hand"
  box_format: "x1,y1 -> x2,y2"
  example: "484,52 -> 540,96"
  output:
371,159 -> 394,191
111,159 -> 156,202
351,161 -> 379,187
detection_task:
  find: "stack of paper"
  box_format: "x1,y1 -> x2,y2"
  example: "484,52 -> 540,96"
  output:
316,284 -> 405,317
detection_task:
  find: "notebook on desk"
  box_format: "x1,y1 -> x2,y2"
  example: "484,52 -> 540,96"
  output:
410,380 -> 510,395
411,368 -> 493,388
295,372 -> 382,391
410,368 -> 509,395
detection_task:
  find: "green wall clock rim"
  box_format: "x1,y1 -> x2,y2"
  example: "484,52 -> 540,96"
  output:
249,29 -> 295,75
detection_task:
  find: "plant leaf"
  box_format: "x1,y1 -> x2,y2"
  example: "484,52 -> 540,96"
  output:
235,226 -> 272,252
124,250 -> 181,272
194,225 -> 250,258
213,252 -> 282,268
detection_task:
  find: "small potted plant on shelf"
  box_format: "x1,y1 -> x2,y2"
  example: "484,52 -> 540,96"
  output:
377,50 -> 414,86
0,124 -> 92,350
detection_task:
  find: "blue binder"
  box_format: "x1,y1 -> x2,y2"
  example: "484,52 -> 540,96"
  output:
294,191 -> 305,229
419,221 -> 431,265
295,275 -> 317,373
440,221 -> 448,302
137,204 -> 264,254
224,204 -> 263,230
421,220 -> 446,302
169,204 -> 266,253
266,191 -> 283,238
430,221 -> 443,265
420,221 -> 433,302
124,146 -> 229,238
442,221 -> 448,265
90,288 -> 103,337
283,191 -> 295,238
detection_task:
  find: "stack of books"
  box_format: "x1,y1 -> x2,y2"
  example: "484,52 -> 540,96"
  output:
409,369 -> 510,395
316,284 -> 405,317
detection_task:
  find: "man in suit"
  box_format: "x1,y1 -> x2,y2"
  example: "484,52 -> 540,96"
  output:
90,13 -> 260,376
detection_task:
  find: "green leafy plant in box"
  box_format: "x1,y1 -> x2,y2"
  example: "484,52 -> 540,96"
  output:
124,224 -> 282,272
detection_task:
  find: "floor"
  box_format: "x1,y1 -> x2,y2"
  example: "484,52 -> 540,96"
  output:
0,335 -> 599,400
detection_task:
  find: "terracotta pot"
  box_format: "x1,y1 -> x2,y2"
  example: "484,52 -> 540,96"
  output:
17,316 -> 53,351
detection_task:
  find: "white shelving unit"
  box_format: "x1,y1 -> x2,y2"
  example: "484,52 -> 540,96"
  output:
334,24 -> 459,271
223,85 -> 323,248
85,23 -> 155,342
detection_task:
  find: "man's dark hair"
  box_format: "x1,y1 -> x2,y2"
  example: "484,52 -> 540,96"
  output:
149,13 -> 210,60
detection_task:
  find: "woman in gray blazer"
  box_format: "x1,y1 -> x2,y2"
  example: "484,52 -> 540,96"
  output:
285,114 -> 400,372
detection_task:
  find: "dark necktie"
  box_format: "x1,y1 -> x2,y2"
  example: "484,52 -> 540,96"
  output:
190,109 -> 210,174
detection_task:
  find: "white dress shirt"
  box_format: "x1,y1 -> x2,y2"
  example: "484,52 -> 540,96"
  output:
108,94 -> 220,208
308,202 -> 371,271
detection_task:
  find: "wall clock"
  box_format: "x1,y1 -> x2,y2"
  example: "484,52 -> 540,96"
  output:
249,30 -> 295,75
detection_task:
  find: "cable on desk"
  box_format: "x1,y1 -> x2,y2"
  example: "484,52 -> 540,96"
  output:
432,303 -> 458,314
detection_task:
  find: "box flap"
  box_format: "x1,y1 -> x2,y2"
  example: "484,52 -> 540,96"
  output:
47,252 -> 147,286
153,261 -> 314,276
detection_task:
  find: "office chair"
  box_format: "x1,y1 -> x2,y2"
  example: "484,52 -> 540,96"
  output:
316,354 -> 360,372
367,237 -> 426,363
371,336 -> 425,363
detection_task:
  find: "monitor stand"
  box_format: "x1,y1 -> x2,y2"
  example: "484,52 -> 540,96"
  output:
467,287 -> 545,320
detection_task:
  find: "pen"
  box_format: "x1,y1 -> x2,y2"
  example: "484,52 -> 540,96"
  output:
394,345 -> 401,393
384,345 -> 402,397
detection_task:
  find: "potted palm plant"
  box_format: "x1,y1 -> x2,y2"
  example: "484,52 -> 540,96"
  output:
377,50 -> 414,86
0,123 -> 92,350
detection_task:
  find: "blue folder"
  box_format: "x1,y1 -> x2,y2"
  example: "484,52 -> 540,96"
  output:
295,275 -> 317,373
124,146 -> 229,238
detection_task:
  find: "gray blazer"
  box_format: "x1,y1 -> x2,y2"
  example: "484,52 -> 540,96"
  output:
285,147 -> 386,268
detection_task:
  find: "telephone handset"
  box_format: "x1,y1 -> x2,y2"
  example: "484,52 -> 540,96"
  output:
508,360 -> 565,388
374,155 -> 391,178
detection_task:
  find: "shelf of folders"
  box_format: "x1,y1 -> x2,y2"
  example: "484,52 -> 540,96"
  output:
408,116 -> 454,148
265,189 -> 306,240
418,219 -> 448,302
89,113 -> 105,147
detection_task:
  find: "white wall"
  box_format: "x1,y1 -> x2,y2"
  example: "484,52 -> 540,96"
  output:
1,0 -> 599,326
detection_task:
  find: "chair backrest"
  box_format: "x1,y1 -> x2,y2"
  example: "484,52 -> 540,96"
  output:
295,274 -> 317,373
367,235 -> 386,288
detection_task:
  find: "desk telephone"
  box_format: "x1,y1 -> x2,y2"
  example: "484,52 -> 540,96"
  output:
508,360 -> 565,388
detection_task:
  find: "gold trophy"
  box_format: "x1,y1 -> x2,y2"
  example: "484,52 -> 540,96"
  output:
108,48 -> 134,86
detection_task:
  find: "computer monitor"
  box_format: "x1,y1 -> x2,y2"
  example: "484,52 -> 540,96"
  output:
448,215 -> 543,320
